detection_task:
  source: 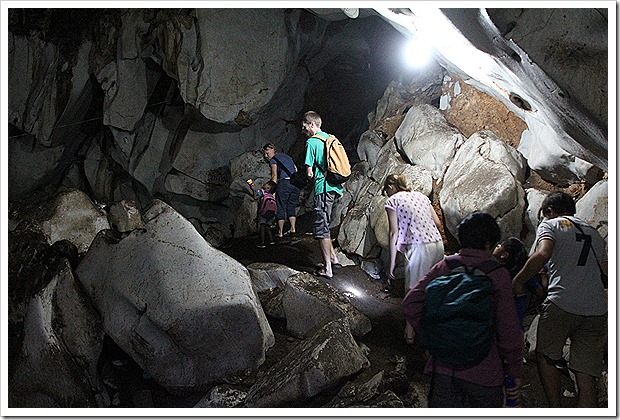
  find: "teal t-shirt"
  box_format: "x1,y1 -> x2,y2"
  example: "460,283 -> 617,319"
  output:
304,131 -> 343,197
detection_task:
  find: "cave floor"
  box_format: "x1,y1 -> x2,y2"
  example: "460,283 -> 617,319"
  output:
101,212 -> 585,410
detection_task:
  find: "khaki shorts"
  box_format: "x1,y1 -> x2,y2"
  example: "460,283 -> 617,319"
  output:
536,300 -> 607,377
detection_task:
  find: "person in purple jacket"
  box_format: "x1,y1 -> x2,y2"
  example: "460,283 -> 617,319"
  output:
403,211 -> 524,407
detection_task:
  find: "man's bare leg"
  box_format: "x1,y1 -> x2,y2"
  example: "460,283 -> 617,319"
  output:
319,238 -> 333,277
329,241 -> 340,265
574,371 -> 598,407
537,352 -> 562,407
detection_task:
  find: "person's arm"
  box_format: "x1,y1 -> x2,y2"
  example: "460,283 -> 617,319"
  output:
430,204 -> 441,228
304,141 -> 315,179
249,181 -> 257,199
386,207 -> 399,279
512,239 -> 554,295
269,162 -> 278,183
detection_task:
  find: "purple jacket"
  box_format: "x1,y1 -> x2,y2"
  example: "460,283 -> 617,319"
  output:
402,248 -> 523,386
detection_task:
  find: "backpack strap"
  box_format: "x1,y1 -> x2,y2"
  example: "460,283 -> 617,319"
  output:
444,255 -> 464,270
444,254 -> 501,275
311,133 -> 331,175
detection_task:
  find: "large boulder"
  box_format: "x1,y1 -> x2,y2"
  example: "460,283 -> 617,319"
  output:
394,104 -> 466,180
9,260 -> 105,407
523,188 -> 549,252
157,9 -> 293,125
246,262 -> 299,294
357,130 -> 386,168
75,199 -> 274,392
8,189 -> 110,254
281,272 -> 372,338
243,319 -> 370,407
576,179 -> 608,250
439,130 -> 527,239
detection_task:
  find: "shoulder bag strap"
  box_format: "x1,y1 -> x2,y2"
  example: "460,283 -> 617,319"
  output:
272,156 -> 293,177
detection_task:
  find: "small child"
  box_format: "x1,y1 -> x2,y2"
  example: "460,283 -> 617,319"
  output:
493,237 -> 546,327
249,179 -> 277,248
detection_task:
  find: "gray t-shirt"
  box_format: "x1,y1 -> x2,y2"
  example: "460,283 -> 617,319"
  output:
537,216 -> 607,316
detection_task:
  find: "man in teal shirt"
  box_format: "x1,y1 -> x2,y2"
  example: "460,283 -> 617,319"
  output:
302,111 -> 342,279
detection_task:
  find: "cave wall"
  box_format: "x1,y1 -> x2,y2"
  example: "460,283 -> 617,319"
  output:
7,7 -> 608,237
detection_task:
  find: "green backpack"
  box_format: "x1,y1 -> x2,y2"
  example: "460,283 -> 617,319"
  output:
418,256 -> 500,369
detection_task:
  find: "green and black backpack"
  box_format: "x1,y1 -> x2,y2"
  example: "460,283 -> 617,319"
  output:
418,256 -> 500,369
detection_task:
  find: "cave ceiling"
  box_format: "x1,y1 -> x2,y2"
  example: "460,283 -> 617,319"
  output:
310,6 -> 610,172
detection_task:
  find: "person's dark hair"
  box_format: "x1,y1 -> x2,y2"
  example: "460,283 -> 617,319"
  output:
263,180 -> 277,193
500,237 -> 528,277
262,143 -> 276,152
540,191 -> 576,218
457,211 -> 501,250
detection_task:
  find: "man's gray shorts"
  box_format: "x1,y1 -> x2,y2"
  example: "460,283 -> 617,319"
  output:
313,191 -> 337,239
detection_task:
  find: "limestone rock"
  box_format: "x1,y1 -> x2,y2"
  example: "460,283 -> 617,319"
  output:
164,165 -> 231,203
8,133 -> 64,201
440,131 -> 527,239
163,9 -> 292,124
193,385 -> 247,408
75,199 -> 274,391
243,319 -> 370,407
9,260 -> 103,407
441,76 -> 527,149
246,262 -> 299,294
337,192 -> 379,258
96,58 -> 148,131
129,113 -> 176,194
576,179 -> 608,250
108,199 -> 144,233
233,195 -> 260,238
281,272 -> 372,338
523,188 -> 549,252
52,260 -> 106,398
8,34 -> 62,145
518,127 -> 597,185
8,189 -> 109,254
357,130 -> 386,167
339,137 -> 433,259
394,104 -> 466,180
229,150 -> 272,200
369,61 -> 445,134
326,371 -> 384,407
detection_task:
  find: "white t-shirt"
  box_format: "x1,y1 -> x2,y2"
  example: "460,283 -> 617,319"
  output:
537,216 -> 607,316
384,191 -> 442,252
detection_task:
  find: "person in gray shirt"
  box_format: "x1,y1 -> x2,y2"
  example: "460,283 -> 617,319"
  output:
513,191 -> 607,408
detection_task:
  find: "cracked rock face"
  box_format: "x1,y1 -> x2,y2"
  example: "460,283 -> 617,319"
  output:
439,130 -> 527,239
75,199 -> 274,391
